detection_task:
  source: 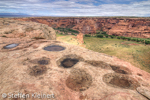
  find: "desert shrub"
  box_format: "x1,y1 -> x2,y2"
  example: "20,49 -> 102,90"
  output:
127,38 -> 131,41
96,32 -> 100,34
55,27 -> 79,33
136,39 -> 140,42
101,31 -> 107,35
110,36 -> 114,39
85,34 -> 91,37
2,35 -> 6,37
60,32 -> 63,35
141,39 -> 145,43
105,35 -> 108,38
122,37 -> 126,40
145,40 -> 150,44
131,38 -> 136,41
71,33 -> 75,35
96,34 -> 103,38
117,36 -> 121,39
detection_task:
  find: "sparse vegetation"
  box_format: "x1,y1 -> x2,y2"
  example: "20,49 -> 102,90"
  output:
83,37 -> 150,73
85,34 -> 91,37
96,34 -> 103,38
56,33 -> 150,73
2,35 -> 6,37
54,27 -> 79,34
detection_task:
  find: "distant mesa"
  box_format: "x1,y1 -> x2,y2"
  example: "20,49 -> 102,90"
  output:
14,17 -> 150,38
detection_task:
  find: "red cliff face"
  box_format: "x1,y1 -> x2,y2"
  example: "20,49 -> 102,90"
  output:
15,17 -> 150,38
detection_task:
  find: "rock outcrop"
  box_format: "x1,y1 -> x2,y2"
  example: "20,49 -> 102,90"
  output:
0,36 -> 150,100
15,17 -> 150,38
0,18 -> 56,40
0,18 -> 150,100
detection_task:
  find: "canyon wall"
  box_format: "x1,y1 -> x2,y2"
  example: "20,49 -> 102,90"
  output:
15,17 -> 150,38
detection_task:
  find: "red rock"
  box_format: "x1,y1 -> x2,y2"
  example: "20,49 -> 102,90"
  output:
15,17 -> 150,38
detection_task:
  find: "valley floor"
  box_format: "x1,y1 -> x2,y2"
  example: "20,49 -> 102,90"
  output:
57,34 -> 150,73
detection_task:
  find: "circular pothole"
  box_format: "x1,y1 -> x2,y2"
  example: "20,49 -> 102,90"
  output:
110,65 -> 132,75
3,43 -> 19,49
57,54 -> 84,68
29,57 -> 50,65
43,45 -> 65,51
85,60 -> 111,70
103,73 -> 140,90
66,69 -> 92,91
61,58 -> 79,68
29,65 -> 47,76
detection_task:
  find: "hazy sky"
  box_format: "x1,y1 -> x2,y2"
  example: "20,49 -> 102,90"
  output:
0,0 -> 150,16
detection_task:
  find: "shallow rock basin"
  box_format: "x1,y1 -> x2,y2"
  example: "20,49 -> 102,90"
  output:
61,58 -> 79,68
43,45 -> 65,51
3,43 -> 19,49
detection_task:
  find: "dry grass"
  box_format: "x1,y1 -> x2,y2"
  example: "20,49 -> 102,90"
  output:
56,35 -> 150,73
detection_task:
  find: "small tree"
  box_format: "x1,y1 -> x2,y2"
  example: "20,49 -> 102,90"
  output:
85,34 -> 91,37
145,40 -> 150,44
96,34 -> 104,38
117,36 -> 121,39
136,39 -> 140,42
122,37 -> 126,40
110,36 -> 114,39
127,38 -> 131,41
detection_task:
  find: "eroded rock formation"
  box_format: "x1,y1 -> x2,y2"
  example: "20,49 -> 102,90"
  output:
15,17 -> 150,38
0,18 -> 56,40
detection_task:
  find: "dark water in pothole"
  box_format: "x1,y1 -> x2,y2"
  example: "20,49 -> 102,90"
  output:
61,58 -> 79,68
3,43 -> 19,49
43,45 -> 65,51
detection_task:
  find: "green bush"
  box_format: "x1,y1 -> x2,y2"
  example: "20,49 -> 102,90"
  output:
71,33 -> 75,35
136,39 -> 140,42
127,38 -> 131,41
101,31 -> 107,35
96,34 -> 104,38
55,27 -> 79,33
145,40 -> 150,44
60,32 -> 63,35
120,36 -> 127,40
117,37 -> 121,39
141,39 -> 145,43
96,32 -> 100,34
85,34 -> 91,37
105,35 -> 108,38
131,38 -> 136,41
110,36 -> 114,39
2,35 -> 6,37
